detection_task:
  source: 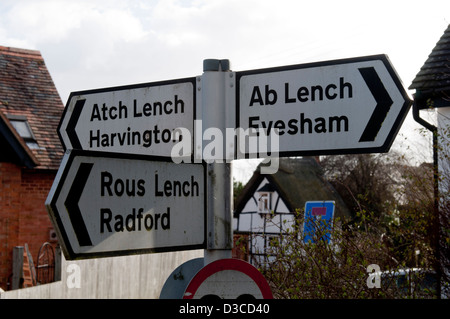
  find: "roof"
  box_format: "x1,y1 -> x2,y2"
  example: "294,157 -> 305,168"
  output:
234,157 -> 352,219
0,46 -> 64,170
409,24 -> 450,107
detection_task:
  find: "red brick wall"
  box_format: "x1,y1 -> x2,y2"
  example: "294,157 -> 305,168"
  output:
0,162 -> 57,290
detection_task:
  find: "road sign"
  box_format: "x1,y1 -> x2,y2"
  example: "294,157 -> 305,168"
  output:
183,258 -> 273,299
58,78 -> 196,157
236,55 -> 411,157
45,150 -> 206,260
160,257 -> 204,299
303,201 -> 335,244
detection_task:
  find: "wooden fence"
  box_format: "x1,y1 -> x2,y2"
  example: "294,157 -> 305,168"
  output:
1,249 -> 203,298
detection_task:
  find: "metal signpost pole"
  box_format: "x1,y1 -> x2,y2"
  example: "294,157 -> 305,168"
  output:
200,59 -> 233,265
46,54 -> 412,299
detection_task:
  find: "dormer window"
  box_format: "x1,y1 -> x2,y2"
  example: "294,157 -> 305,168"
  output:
8,115 -> 40,149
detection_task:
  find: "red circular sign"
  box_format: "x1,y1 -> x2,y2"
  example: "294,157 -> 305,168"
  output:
183,258 -> 273,299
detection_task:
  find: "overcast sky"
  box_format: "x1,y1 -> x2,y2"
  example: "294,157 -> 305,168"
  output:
1,0 -> 449,181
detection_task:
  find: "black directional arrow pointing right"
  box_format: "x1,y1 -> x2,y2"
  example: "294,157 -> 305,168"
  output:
64,162 -> 93,246
358,67 -> 394,142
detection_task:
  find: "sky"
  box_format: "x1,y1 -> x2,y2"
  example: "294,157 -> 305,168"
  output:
1,0 -> 449,182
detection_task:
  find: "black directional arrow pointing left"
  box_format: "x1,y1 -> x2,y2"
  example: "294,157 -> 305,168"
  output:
64,162 -> 93,246
66,99 -> 85,150
358,67 -> 394,142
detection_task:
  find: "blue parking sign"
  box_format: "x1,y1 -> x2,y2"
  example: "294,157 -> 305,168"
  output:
303,201 -> 335,244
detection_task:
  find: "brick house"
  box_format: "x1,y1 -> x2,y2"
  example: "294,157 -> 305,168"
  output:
0,46 -> 64,290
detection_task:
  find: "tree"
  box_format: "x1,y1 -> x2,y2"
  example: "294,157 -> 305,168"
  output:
254,210 -> 438,298
320,153 -> 398,221
252,151 -> 447,298
320,152 -> 437,269
233,179 -> 244,202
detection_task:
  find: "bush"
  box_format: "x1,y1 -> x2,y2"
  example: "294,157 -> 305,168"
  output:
254,209 -> 440,299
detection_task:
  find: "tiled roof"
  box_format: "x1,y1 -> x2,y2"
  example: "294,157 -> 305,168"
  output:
0,46 -> 64,170
409,24 -> 450,96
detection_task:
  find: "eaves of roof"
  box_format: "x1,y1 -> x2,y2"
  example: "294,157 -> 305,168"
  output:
409,24 -> 450,105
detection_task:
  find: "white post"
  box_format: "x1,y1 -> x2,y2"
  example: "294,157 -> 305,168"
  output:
438,107 -> 450,197
437,106 -> 450,298
199,59 -> 234,265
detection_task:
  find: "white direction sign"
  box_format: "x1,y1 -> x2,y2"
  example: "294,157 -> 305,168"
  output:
46,151 -> 206,260
236,55 -> 412,157
58,78 -> 195,157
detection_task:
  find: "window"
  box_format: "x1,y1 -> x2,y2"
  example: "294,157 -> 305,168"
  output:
258,193 -> 270,213
257,183 -> 275,217
8,115 -> 40,149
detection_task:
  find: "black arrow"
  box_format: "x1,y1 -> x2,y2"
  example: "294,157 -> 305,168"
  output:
66,99 -> 85,149
358,67 -> 393,142
64,162 -> 93,246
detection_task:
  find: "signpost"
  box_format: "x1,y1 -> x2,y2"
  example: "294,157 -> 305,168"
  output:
236,55 -> 411,157
47,55 -> 412,298
303,201 -> 335,244
58,78 -> 196,158
45,150 -> 206,259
